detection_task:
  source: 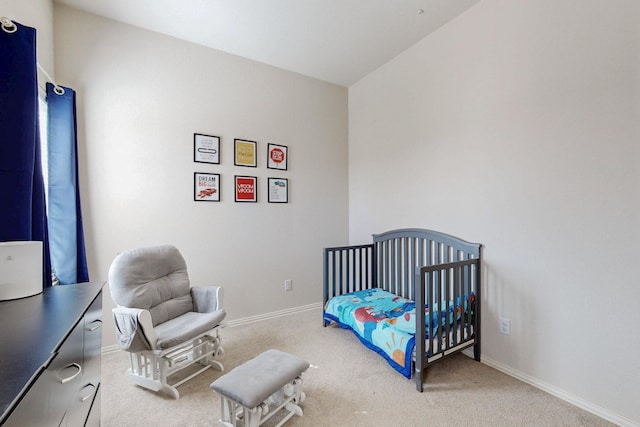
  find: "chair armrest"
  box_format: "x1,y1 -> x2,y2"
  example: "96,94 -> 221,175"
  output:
112,306 -> 157,351
191,286 -> 223,313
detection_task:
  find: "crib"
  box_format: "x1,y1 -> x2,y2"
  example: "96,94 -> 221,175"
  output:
323,228 -> 482,392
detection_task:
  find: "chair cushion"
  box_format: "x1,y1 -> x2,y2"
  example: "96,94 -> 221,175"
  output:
108,245 -> 194,326
154,309 -> 226,350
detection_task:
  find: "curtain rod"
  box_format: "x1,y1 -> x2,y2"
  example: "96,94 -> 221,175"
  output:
1,16 -> 65,95
37,63 -> 65,95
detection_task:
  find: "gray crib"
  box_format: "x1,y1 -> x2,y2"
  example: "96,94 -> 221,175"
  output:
323,228 -> 482,392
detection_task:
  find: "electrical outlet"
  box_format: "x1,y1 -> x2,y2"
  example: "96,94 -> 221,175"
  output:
284,280 -> 293,291
499,317 -> 511,335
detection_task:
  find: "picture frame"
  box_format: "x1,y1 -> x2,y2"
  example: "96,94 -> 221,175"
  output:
234,139 -> 257,167
194,173 -> 220,202
234,175 -> 257,202
194,133 -> 220,164
267,143 -> 288,170
268,178 -> 288,203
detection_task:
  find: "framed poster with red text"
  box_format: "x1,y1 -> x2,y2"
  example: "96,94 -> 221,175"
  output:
234,175 -> 257,202
194,173 -> 220,202
267,143 -> 288,170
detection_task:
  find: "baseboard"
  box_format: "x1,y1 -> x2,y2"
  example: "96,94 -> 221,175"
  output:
102,344 -> 121,355
102,302 -> 323,355
480,355 -> 636,427
224,302 -> 322,328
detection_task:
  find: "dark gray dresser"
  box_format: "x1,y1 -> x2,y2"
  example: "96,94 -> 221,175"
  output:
0,282 -> 104,426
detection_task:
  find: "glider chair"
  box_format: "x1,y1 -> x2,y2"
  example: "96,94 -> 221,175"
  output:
108,244 -> 226,399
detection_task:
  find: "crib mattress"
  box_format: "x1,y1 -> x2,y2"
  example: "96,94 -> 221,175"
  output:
324,288 -> 418,377
324,288 -> 466,378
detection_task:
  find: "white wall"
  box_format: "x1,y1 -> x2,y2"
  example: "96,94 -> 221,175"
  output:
53,6 -> 349,348
349,0 -> 639,425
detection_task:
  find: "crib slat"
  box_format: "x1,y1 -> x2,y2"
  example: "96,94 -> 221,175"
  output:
358,247 -> 363,291
402,237 -> 406,296
417,239 -> 424,302
464,263 -> 471,341
370,246 -> 374,288
391,239 -> 397,295
351,249 -> 354,293
398,238 -> 402,296
331,251 -> 336,299
383,240 -> 388,292
323,249 -> 329,305
444,268 -> 450,351
474,250 -> 482,361
415,268 -> 426,392
378,241 -> 383,290
454,265 -> 461,345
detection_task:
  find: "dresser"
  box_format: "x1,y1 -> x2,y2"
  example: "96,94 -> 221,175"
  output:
0,282 -> 104,426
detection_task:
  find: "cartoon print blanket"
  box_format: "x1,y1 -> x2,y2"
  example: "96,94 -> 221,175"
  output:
323,287 -> 465,378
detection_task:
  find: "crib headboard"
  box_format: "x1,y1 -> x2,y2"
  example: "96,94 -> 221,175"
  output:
372,228 -> 481,300
323,228 -> 482,305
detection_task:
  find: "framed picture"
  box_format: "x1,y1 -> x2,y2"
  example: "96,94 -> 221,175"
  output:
267,144 -> 289,171
268,178 -> 288,203
267,143 -> 288,170
194,173 -> 220,202
234,139 -> 257,167
194,133 -> 220,164
235,175 -> 257,202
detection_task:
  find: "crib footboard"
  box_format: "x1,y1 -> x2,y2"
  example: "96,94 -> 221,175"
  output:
414,258 -> 481,392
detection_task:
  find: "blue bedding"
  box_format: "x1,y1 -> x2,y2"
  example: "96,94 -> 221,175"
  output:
323,288 -> 468,378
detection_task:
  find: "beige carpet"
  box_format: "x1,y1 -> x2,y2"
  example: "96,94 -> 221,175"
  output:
101,308 -> 613,427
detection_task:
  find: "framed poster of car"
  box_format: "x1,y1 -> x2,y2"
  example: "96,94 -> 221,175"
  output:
194,173 -> 220,201
267,177 -> 288,203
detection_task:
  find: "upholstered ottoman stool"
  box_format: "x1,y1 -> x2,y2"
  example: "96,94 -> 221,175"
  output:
210,349 -> 309,427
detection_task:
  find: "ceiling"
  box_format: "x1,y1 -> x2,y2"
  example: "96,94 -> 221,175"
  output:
53,0 -> 479,87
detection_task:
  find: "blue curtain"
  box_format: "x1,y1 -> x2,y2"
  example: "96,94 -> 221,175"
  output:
46,83 -> 89,284
0,20 -> 52,288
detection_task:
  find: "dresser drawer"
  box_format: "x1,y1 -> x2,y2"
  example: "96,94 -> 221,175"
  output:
4,318 -> 84,427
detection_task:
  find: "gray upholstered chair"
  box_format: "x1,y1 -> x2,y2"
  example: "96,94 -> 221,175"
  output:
108,244 -> 226,399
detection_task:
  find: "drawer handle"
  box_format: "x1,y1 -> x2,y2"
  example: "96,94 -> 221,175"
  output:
80,383 -> 96,402
87,319 -> 103,332
59,363 -> 82,384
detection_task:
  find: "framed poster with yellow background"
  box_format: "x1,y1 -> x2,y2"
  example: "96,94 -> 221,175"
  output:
234,139 -> 257,167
